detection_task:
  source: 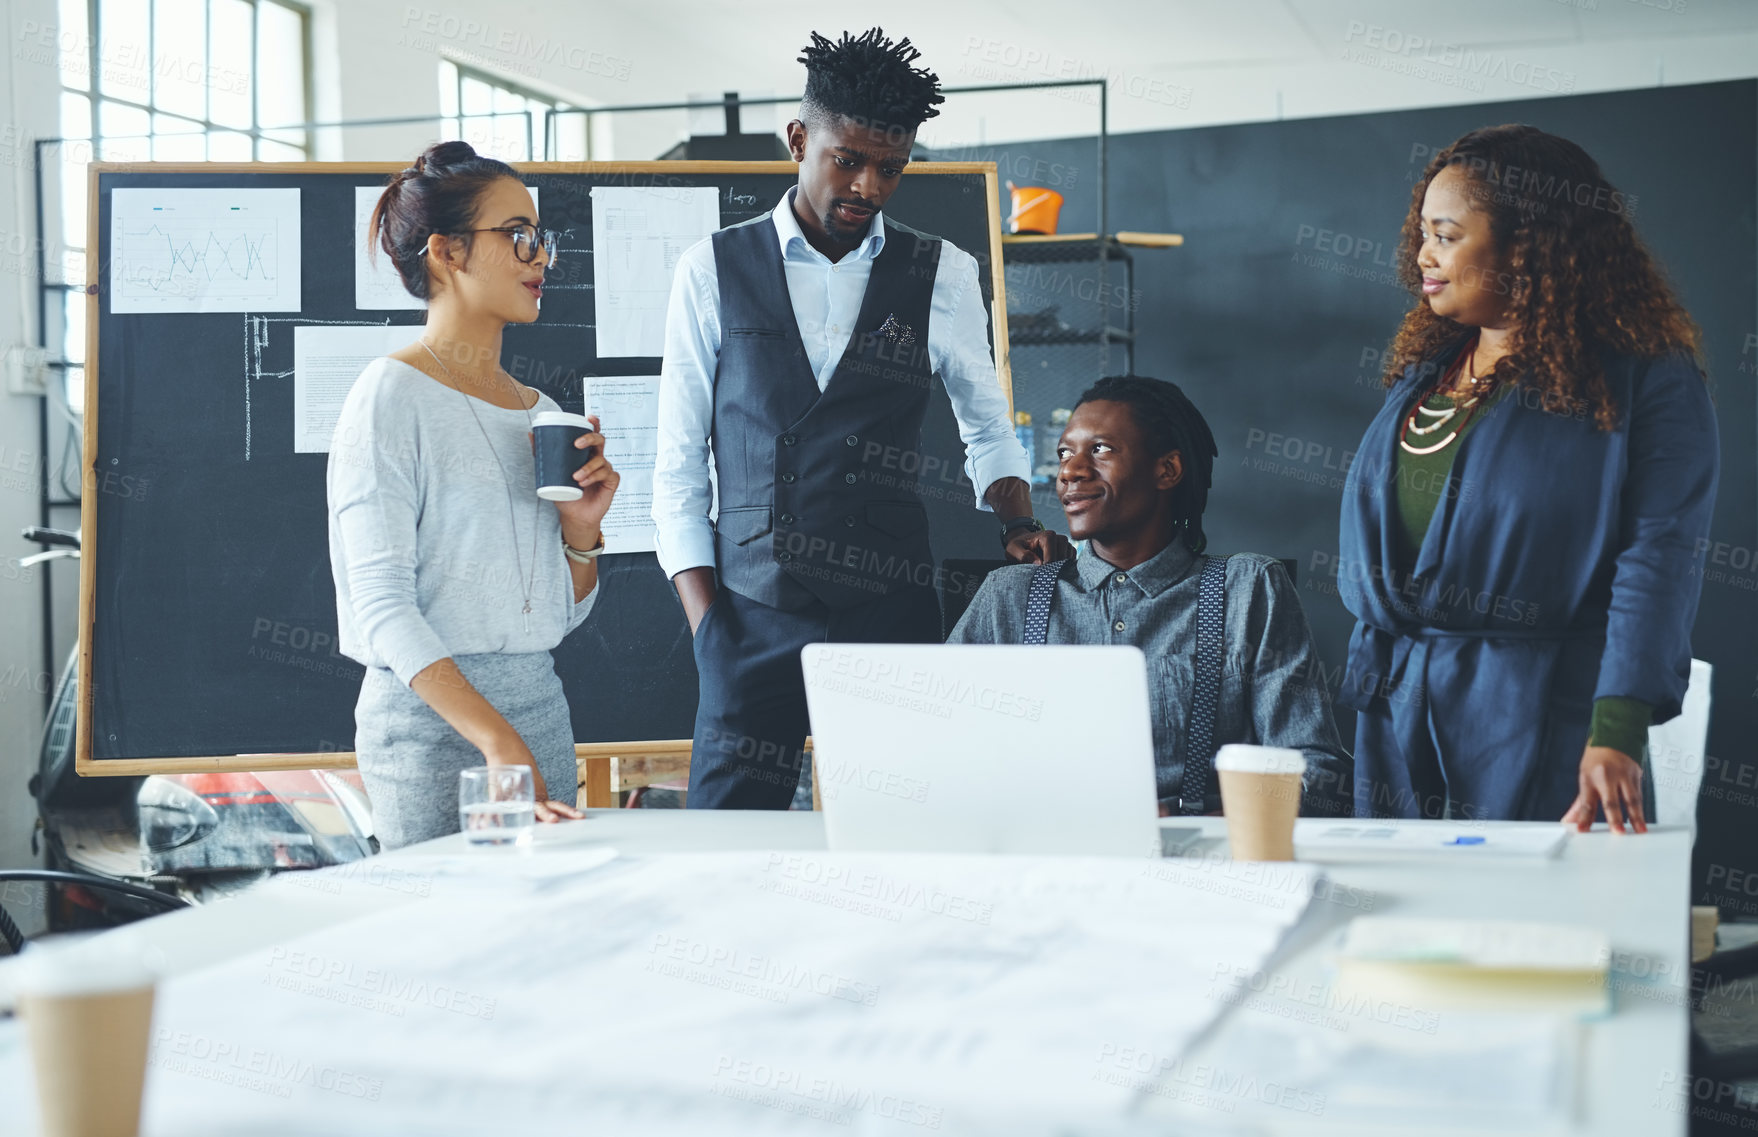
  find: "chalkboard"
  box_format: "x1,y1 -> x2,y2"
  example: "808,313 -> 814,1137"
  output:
78,161 -> 1007,772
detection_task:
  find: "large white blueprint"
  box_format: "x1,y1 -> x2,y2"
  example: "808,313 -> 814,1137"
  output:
130,851 -> 1322,1136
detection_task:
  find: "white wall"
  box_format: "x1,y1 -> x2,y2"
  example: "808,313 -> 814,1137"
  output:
1,0 -> 1755,869
318,0 -> 1758,162
315,0 -> 706,163
0,0 -> 65,872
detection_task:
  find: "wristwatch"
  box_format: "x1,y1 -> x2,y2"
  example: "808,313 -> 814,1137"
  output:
562,532 -> 606,563
1000,516 -> 1044,547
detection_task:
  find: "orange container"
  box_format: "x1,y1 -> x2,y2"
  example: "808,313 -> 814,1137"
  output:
1007,183 -> 1063,235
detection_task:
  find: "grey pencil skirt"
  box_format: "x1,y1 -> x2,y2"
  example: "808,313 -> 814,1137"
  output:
354,652 -> 578,851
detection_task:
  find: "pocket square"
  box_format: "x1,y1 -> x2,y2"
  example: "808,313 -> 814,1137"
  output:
877,313 -> 916,347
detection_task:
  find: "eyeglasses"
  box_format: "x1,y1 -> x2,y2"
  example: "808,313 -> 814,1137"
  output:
477,224 -> 558,266
424,224 -> 558,266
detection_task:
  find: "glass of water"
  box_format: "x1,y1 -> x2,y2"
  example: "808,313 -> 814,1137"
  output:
459,765 -> 536,848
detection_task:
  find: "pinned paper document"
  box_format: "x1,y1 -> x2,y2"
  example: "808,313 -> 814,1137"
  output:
582,374 -> 661,552
292,324 -> 425,452
111,188 -> 302,313
590,185 -> 719,357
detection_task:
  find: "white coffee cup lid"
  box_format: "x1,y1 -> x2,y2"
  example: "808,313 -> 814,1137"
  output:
532,411 -> 590,430
1214,744 -> 1306,776
10,932 -> 159,997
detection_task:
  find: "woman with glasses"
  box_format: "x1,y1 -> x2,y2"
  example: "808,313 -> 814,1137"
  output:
327,140 -> 619,849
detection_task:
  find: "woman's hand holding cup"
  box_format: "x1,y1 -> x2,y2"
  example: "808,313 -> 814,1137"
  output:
531,412 -> 619,538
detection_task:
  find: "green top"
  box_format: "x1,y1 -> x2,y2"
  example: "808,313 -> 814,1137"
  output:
1392,387 -> 1503,566
1391,386 -> 1652,760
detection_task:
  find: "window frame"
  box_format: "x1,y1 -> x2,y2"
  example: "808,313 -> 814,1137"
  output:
439,57 -> 586,162
52,0 -> 316,411
62,0 -> 316,162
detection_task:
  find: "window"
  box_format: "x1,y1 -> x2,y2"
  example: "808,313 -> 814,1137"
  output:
60,0 -> 311,160
438,58 -> 589,162
51,0 -> 312,410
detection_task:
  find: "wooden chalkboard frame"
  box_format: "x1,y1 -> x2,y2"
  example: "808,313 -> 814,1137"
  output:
77,160 -> 1010,777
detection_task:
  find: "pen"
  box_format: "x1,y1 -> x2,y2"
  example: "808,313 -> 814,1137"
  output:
1445,836 -> 1486,846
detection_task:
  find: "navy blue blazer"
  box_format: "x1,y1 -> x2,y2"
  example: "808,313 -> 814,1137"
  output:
1337,344 -> 1718,804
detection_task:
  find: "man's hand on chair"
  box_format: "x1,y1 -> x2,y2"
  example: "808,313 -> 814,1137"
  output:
1005,527 -> 1072,565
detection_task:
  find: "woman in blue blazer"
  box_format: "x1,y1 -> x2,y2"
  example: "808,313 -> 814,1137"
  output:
1338,124 -> 1717,832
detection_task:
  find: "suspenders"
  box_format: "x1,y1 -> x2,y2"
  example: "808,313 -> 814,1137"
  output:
1021,559 -> 1064,647
1180,555 -> 1230,815
1022,555 -> 1231,813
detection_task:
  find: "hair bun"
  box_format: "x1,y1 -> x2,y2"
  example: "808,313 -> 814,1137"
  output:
376,142 -> 518,303
414,140 -> 479,177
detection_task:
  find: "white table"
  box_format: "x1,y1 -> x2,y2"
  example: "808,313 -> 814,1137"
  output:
0,815 -> 1692,1135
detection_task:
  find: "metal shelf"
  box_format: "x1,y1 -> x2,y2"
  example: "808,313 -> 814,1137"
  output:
1007,326 -> 1135,347
1001,232 -> 1182,264
1003,236 -> 1129,265
1005,232 -> 1138,372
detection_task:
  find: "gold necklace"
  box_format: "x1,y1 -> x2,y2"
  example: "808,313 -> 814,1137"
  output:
1407,395 -> 1478,435
1399,342 -> 1483,456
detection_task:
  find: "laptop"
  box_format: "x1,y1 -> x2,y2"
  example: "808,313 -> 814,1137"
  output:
801,643 -> 1161,857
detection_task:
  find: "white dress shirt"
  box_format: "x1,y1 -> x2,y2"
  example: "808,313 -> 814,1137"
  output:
652,187 -> 1029,580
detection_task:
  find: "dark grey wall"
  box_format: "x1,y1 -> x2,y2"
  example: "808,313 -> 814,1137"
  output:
987,80 -> 1756,907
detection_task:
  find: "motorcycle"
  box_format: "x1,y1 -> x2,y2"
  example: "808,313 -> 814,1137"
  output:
18,526 -> 375,941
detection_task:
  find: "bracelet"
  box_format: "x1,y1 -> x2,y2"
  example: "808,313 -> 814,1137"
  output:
562,532 -> 606,563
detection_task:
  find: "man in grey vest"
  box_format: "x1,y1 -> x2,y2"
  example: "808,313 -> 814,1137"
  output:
654,28 -> 1068,808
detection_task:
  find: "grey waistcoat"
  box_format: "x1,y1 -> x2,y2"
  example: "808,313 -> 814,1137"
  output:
710,212 -> 941,611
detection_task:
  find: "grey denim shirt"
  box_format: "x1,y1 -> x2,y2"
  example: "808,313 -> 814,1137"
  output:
947,540 -> 1352,815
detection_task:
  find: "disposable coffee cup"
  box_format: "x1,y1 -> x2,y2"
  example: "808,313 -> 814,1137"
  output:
14,935 -> 159,1137
1215,744 -> 1306,862
532,411 -> 593,501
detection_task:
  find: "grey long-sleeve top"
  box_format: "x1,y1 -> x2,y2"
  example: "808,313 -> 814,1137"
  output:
947,540 -> 1351,814
326,357 -> 598,685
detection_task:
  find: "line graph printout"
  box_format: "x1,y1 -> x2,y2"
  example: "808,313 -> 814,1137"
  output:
590,185 -> 719,357
111,188 -> 302,313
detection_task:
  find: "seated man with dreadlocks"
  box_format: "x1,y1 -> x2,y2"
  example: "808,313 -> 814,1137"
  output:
948,376 -> 1352,817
